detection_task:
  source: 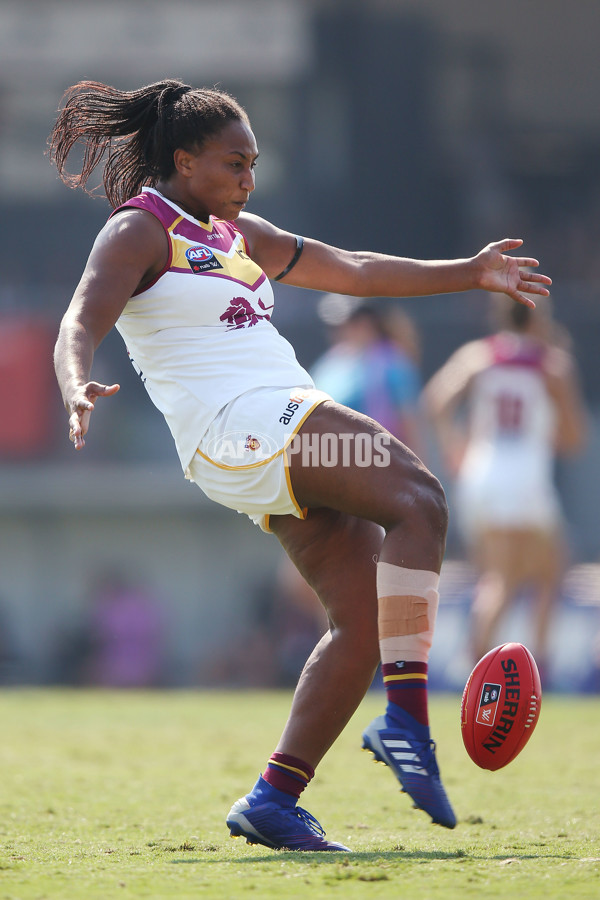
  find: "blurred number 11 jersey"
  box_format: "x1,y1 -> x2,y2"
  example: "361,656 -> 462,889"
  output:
456,331 -> 561,539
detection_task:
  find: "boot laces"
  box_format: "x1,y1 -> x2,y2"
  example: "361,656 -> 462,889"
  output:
293,806 -> 326,836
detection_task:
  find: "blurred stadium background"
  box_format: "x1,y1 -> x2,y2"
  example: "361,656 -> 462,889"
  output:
1,0 -> 599,690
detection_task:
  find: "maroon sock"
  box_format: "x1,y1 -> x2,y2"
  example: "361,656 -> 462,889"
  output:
262,752 -> 314,800
382,660 -> 429,726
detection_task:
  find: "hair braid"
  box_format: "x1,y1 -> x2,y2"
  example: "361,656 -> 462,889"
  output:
47,79 -> 248,208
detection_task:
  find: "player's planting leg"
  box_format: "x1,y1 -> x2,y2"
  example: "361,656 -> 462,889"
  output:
227,509 -> 382,851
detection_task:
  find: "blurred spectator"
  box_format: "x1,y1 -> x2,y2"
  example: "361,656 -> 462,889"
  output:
0,598 -> 20,684
311,295 -> 423,454
55,570 -> 167,687
423,292 -> 588,682
83,571 -> 166,687
0,315 -> 57,458
195,558 -> 327,688
582,625 -> 600,693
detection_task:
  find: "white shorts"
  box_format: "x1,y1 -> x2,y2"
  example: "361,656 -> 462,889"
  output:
455,451 -> 562,545
186,386 -> 331,532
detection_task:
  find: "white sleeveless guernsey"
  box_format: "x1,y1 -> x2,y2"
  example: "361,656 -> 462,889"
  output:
112,188 -> 313,470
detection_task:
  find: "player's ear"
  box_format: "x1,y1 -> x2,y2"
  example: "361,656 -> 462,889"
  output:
173,148 -> 196,177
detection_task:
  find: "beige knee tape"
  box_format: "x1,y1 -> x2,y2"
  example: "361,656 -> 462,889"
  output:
378,594 -> 432,638
377,562 -> 439,664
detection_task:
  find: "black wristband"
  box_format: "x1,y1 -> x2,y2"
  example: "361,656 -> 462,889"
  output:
274,236 -> 304,281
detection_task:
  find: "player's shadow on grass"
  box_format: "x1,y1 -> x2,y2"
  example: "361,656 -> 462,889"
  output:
170,849 -> 575,864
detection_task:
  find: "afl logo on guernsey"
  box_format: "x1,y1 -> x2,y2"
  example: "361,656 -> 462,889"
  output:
186,245 -> 223,273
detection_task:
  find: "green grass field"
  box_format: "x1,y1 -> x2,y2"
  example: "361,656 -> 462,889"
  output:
1,689 -> 598,899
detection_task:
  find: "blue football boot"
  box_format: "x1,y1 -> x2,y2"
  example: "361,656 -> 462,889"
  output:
226,796 -> 351,851
362,711 -> 456,829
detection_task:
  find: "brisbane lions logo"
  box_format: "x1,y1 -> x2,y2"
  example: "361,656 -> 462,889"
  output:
220,297 -> 273,330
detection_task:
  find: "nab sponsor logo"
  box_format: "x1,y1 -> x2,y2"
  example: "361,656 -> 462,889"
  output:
186,245 -> 223,273
476,682 -> 502,727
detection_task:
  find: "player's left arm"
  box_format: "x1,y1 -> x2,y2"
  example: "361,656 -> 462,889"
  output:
238,213 -> 551,306
421,341 -> 491,475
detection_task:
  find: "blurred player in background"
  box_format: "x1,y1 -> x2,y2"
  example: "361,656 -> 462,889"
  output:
311,296 -> 423,454
423,293 -> 587,680
48,78 -> 551,851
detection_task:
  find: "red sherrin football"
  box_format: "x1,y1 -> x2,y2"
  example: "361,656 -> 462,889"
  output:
460,642 -> 542,771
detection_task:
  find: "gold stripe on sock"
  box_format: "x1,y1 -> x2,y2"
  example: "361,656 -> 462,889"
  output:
269,760 -> 310,780
383,672 -> 428,683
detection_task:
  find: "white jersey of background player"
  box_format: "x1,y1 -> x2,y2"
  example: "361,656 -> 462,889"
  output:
423,293 -> 587,679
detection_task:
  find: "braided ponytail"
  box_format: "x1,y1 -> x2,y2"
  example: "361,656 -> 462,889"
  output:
48,79 -> 248,208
